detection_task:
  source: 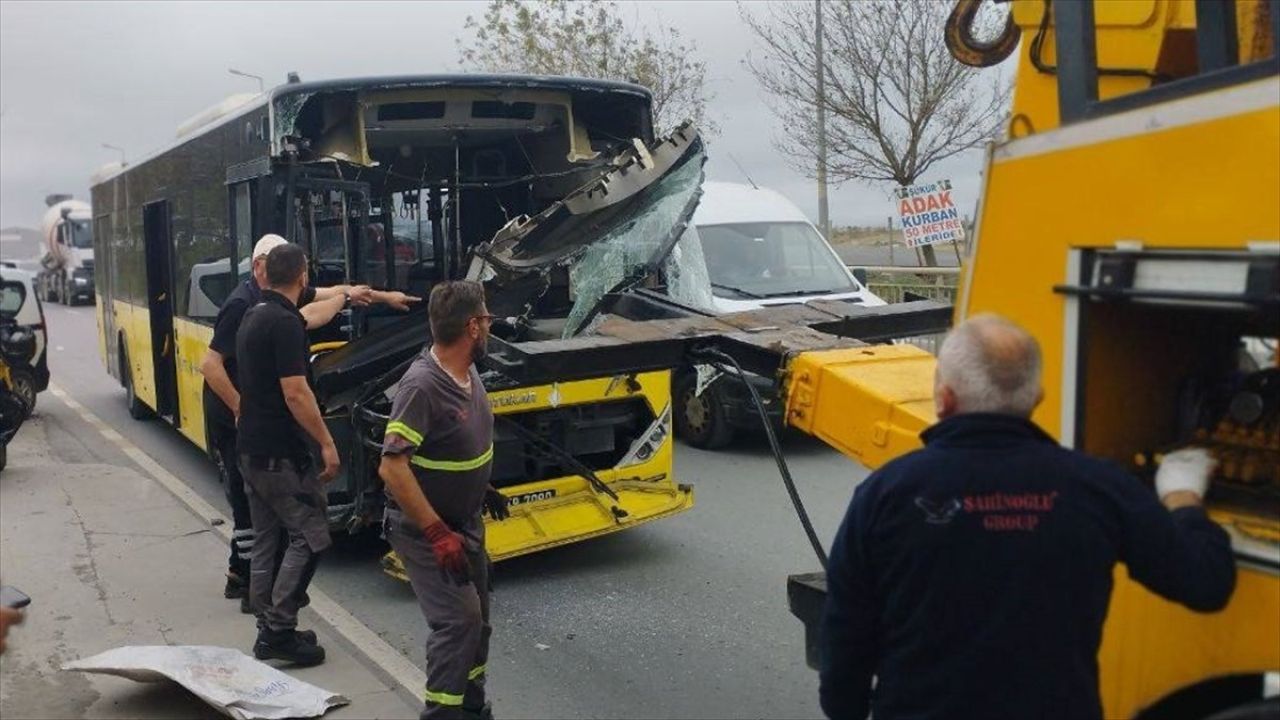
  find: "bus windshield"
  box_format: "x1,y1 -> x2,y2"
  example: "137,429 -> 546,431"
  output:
696,222 -> 855,298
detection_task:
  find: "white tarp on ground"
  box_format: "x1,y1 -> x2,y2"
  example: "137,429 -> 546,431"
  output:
62,645 -> 349,720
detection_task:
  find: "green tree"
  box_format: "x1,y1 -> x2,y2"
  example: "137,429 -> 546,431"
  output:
457,0 -> 713,135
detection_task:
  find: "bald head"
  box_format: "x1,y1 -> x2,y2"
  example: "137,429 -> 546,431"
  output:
935,314 -> 1043,419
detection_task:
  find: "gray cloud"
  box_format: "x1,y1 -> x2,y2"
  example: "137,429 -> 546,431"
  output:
1,0 -> 1002,232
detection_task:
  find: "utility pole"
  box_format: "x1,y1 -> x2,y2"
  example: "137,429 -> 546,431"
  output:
815,0 -> 830,241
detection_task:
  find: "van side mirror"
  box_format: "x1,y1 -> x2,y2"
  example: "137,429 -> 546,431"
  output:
851,267 -> 868,286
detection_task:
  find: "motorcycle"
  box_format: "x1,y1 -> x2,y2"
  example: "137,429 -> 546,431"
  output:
0,326 -> 37,472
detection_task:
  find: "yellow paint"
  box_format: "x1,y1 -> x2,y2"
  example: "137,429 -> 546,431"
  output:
103,292 -> 689,561
782,3 -> 1279,714
785,344 -> 936,470
1100,552 -> 1280,719
173,317 -> 212,450
113,298 -> 155,411
965,74 -> 1280,717
94,294 -> 107,367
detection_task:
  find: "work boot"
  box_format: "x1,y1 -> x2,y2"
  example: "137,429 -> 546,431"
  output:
223,572 -> 247,599
240,595 -> 253,614
253,628 -> 325,666
295,629 -> 317,645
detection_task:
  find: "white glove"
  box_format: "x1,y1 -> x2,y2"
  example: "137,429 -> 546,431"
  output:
1155,447 -> 1216,500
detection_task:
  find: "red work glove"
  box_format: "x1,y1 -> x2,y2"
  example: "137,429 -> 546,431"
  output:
424,521 -> 470,586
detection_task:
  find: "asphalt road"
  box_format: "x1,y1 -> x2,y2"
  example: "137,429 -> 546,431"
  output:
36,300 -> 868,719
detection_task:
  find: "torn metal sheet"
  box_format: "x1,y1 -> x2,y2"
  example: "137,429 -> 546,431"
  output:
475,123 -> 703,274
62,645 -> 349,720
562,137 -> 706,336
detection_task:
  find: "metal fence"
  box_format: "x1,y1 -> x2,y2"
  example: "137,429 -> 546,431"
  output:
853,265 -> 959,352
858,265 -> 961,305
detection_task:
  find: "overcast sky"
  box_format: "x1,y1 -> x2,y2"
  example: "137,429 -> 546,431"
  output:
0,0 -> 1006,231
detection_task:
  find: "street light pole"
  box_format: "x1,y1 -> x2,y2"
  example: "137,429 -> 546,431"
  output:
815,0 -> 830,241
228,68 -> 265,93
102,143 -> 126,167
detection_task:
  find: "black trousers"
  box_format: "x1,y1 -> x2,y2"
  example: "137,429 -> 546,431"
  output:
210,421 -> 253,579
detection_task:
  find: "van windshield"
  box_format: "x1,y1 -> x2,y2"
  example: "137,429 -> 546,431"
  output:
696,222 -> 855,298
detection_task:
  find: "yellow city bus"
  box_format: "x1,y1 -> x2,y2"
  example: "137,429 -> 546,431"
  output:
90,74 -> 694,558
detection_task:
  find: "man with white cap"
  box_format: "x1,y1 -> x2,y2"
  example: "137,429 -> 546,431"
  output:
200,234 -> 419,607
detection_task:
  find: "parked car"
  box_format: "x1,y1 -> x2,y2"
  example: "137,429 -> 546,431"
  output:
672,182 -> 886,448
0,265 -> 50,414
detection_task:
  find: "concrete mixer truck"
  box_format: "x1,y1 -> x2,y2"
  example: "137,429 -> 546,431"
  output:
37,194 -> 94,305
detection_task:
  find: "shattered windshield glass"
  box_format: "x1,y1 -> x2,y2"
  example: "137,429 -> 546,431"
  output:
563,149 -> 706,337
664,227 -> 716,312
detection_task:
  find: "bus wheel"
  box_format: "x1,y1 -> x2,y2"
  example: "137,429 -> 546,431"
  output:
121,346 -> 152,420
674,373 -> 734,450
9,369 -> 36,418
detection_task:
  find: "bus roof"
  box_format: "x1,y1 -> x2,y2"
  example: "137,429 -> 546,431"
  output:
90,73 -> 654,188
269,73 -> 653,103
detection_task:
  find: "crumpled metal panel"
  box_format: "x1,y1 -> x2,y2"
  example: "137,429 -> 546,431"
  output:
561,143 -> 706,336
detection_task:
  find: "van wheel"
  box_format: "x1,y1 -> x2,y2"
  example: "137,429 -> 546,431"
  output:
9,370 -> 36,418
121,346 -> 151,420
674,374 -> 734,450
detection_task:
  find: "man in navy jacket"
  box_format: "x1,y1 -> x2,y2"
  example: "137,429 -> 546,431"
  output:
819,314 -> 1235,720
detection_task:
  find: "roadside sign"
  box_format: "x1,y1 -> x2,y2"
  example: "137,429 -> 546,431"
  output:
896,180 -> 965,249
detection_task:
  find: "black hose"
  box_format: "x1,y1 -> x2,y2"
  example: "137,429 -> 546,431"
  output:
693,348 -> 829,570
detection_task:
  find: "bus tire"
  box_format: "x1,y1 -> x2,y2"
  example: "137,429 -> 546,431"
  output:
121,344 -> 151,421
9,369 -> 36,418
674,373 -> 734,450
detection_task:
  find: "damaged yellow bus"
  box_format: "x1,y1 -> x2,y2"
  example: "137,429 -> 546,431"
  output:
90,74 -> 698,562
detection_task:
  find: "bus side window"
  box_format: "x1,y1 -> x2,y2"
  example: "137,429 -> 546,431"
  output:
233,182 -> 253,274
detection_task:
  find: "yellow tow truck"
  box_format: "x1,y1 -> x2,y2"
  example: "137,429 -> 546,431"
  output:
489,1 -> 1278,716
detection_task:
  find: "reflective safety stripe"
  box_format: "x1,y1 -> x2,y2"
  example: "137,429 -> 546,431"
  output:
385,421 -> 424,446
467,664 -> 486,681
424,689 -> 464,706
411,444 -> 494,472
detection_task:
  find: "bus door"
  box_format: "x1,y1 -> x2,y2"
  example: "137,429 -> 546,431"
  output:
288,178 -> 371,339
142,200 -> 179,421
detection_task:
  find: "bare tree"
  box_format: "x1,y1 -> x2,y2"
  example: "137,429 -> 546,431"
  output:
742,1 -> 1008,264
457,0 -> 713,135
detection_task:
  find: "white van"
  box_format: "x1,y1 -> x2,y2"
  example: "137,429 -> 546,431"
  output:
672,182 -> 885,448
693,181 -> 884,312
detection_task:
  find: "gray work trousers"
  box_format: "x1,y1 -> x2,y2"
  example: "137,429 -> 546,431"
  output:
240,455 -> 332,633
385,509 -> 490,720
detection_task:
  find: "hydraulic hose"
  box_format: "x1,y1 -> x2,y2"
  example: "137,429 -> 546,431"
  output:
692,347 -> 829,570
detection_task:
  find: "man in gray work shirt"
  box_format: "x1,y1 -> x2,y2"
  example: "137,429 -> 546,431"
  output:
379,280 -> 509,720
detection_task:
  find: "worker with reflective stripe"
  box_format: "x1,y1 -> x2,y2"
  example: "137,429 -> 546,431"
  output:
379,280 -> 509,720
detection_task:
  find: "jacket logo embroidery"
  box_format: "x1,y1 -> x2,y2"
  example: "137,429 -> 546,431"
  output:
914,497 -> 962,524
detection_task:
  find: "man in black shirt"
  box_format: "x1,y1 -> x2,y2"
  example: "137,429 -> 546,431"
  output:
200,234 -> 418,607
819,314 -> 1235,720
235,243 -> 341,666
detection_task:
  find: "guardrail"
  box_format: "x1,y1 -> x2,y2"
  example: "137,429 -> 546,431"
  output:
846,265 -> 959,352
851,265 -> 960,305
